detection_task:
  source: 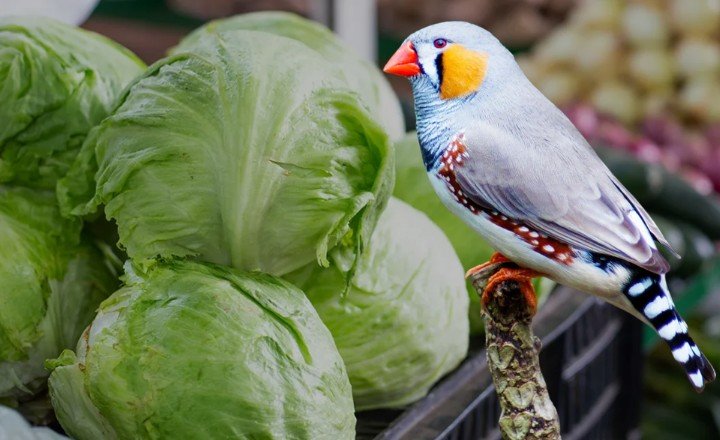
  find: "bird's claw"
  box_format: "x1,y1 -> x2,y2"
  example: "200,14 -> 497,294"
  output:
482,267 -> 540,316
464,252 -> 510,279
466,253 -> 541,315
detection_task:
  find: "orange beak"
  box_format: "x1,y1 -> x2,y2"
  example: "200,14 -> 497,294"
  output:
383,41 -> 420,77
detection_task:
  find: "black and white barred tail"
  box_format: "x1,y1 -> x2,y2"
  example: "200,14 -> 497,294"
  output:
623,272 -> 716,392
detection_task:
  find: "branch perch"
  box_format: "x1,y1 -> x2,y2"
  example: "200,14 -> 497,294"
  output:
469,261 -> 561,440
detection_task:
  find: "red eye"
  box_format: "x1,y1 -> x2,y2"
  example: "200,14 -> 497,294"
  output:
433,38 -> 447,49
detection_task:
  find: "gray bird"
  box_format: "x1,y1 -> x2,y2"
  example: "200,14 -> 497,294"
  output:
384,21 -> 715,391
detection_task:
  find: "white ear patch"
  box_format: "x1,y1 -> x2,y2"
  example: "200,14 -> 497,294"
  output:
416,44 -> 440,85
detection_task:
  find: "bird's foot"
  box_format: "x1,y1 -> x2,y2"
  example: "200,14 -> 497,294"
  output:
465,252 -> 510,279
482,267 -> 541,316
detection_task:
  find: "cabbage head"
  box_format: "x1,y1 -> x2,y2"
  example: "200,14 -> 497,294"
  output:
177,11 -> 405,140
60,30 -> 392,277
393,133 -> 554,333
0,406 -> 67,440
286,198 -> 469,410
0,16 -> 144,190
47,260 -> 355,440
0,187 -> 117,403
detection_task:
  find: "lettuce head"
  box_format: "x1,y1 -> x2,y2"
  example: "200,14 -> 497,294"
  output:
177,11 -> 405,140
0,187 -> 117,403
47,260 -> 355,440
0,16 -> 144,190
286,198 -> 469,410
60,30 -> 392,277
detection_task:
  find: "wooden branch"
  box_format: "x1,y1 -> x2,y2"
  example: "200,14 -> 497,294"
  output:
469,262 -> 561,440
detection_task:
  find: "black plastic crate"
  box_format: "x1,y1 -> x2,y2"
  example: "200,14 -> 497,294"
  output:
357,287 -> 644,439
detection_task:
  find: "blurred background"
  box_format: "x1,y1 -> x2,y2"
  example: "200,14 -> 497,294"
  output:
4,0 -> 720,437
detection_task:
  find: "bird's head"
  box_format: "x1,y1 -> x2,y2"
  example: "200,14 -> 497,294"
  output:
384,22 -> 518,103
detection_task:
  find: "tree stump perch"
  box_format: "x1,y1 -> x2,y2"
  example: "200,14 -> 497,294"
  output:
468,261 -> 561,440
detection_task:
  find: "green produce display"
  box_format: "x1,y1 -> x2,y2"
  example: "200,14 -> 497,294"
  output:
0,406 -> 66,440
0,16 -> 145,191
177,11 -> 406,141
60,30 -> 392,278
0,187 -> 116,402
287,198 -> 469,409
393,133 -> 493,333
48,260 -> 355,440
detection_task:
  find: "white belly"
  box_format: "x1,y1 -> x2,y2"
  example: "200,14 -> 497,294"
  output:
428,173 -> 631,300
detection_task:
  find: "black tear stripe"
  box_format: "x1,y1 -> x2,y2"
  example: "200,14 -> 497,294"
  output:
623,268 -> 716,391
435,52 -> 444,90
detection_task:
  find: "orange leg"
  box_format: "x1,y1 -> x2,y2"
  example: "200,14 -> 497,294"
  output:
464,252 -> 511,279
483,267 -> 541,315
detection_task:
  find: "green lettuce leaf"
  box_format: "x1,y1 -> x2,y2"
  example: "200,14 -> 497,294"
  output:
48,259 -> 355,440
177,11 -> 405,140
0,187 -> 117,402
286,198 -> 469,410
0,16 -> 144,190
62,30 -> 392,277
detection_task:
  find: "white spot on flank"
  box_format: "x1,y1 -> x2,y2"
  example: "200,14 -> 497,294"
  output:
529,231 -> 539,238
542,244 -> 555,253
518,226 -> 529,232
689,371 -> 704,388
658,319 -> 681,340
628,278 -> 653,297
558,254 -> 568,261
644,295 -> 670,319
500,215 -> 508,221
672,342 -> 692,363
530,240 -> 539,246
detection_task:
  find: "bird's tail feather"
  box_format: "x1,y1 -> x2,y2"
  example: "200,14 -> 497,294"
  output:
623,273 -> 716,392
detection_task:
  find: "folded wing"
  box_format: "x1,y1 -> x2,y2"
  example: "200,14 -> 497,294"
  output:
452,124 -> 673,274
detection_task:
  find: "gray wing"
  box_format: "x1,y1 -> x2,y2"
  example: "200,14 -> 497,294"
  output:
454,123 -> 675,274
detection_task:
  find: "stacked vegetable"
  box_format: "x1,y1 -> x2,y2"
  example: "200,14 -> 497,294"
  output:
0,17 -> 143,407
2,12 -> 471,439
522,0 -> 720,194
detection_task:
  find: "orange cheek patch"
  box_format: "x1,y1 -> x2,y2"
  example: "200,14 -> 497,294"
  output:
440,45 -> 488,100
